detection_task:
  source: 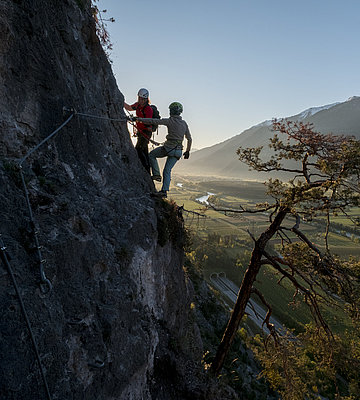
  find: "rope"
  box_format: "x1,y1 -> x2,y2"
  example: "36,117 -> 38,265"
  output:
0,234 -> 52,400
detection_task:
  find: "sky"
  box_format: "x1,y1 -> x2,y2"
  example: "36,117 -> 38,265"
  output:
96,0 -> 360,149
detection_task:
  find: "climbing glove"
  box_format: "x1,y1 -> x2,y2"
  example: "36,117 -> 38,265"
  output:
183,151 -> 190,159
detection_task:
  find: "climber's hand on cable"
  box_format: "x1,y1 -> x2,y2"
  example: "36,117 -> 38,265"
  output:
183,151 -> 190,159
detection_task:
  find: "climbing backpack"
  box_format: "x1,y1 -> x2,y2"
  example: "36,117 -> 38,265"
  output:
149,105 -> 161,132
141,104 -> 161,132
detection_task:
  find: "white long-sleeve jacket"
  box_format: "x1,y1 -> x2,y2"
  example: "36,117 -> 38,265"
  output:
137,115 -> 192,152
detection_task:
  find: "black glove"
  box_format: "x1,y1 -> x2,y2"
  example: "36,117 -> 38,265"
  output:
126,115 -> 137,122
183,151 -> 190,159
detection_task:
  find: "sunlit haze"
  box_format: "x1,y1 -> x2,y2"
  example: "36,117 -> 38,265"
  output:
97,0 -> 360,149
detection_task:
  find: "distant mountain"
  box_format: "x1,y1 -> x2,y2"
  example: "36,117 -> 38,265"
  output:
177,96 -> 360,180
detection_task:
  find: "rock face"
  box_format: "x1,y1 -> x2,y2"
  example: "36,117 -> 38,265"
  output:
0,1 -> 219,399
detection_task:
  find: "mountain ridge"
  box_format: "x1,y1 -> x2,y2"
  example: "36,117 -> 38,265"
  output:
176,96 -> 360,180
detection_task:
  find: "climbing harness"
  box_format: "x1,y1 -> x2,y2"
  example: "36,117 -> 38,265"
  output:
124,109 -> 163,146
124,109 -> 186,155
0,234 -> 52,400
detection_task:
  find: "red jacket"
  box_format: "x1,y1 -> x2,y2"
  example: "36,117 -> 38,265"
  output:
131,102 -> 153,138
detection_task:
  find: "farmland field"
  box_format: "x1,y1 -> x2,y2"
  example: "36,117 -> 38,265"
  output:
170,174 -> 360,257
167,174 -> 359,334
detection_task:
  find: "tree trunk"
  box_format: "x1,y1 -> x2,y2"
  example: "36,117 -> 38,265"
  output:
210,207 -> 289,376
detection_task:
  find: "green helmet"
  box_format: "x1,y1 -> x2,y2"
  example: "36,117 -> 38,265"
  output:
169,102 -> 183,115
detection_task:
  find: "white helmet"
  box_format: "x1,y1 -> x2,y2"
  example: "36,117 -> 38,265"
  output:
138,88 -> 149,99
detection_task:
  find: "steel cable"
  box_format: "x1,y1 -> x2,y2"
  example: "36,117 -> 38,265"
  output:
19,113 -> 74,166
17,113 -> 75,292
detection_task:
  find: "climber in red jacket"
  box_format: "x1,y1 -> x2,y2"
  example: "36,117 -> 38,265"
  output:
124,88 -> 153,173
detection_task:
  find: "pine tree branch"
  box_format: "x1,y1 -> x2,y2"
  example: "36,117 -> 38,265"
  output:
261,250 -> 332,336
207,202 -> 277,214
251,287 -> 279,341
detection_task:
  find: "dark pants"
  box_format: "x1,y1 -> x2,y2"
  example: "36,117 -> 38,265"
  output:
135,137 -> 150,173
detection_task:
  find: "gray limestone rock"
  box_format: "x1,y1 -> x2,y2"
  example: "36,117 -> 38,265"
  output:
0,1 -> 219,399
0,1 -> 242,399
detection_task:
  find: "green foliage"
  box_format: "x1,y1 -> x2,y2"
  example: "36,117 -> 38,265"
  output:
157,199 -> 188,247
251,323 -> 360,400
91,1 -> 115,58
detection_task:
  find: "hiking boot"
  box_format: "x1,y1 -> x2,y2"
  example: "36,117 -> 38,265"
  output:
151,190 -> 167,198
152,175 -> 162,182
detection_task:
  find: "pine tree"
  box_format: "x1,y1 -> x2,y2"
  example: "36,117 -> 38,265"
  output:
210,120 -> 360,388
